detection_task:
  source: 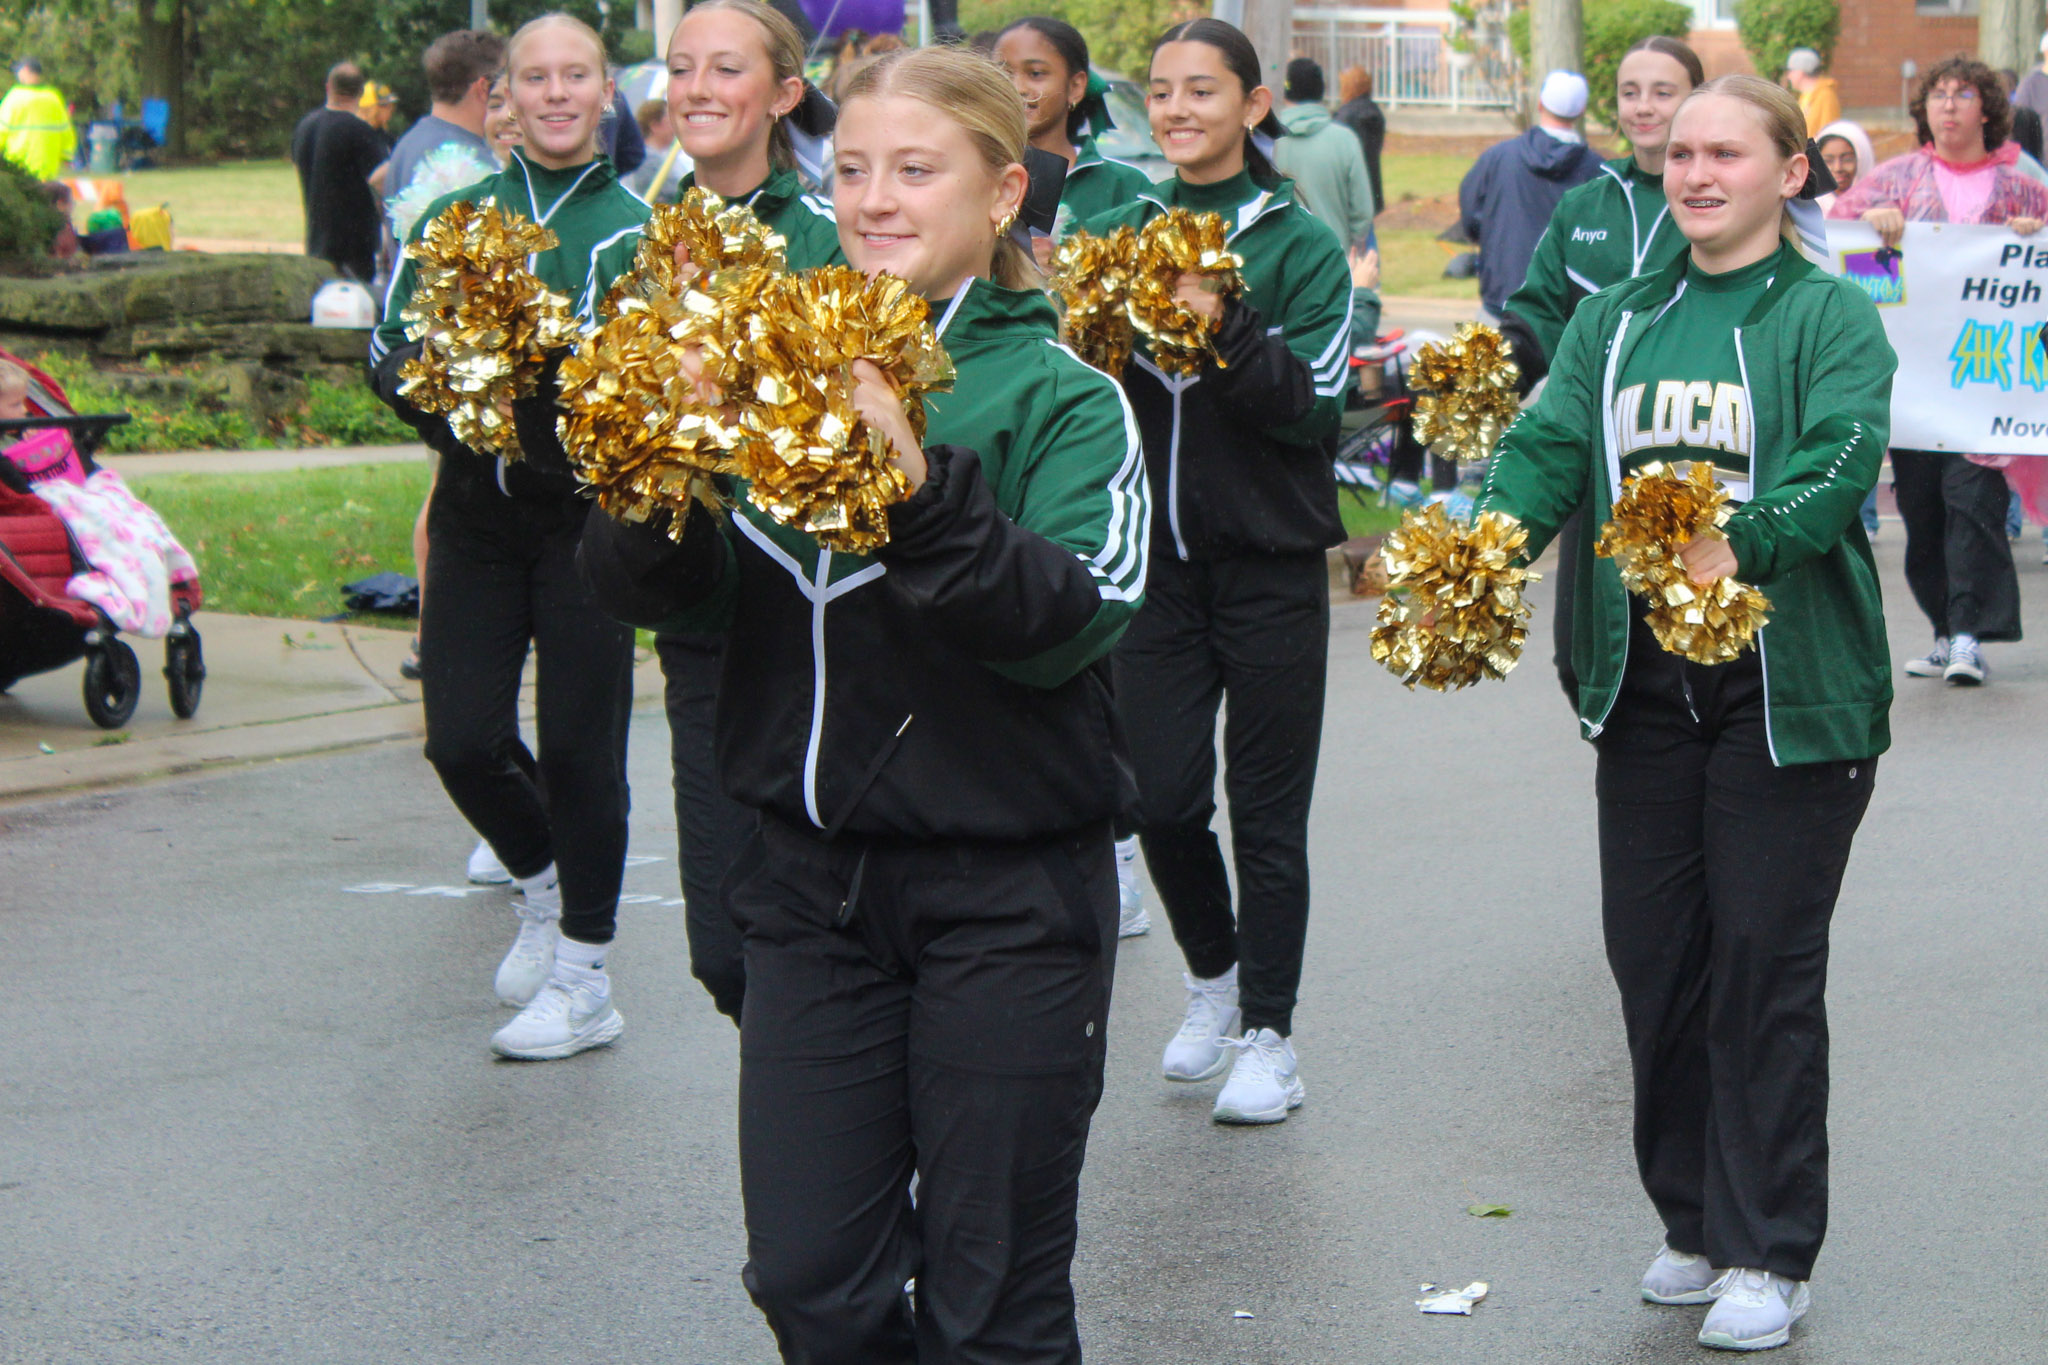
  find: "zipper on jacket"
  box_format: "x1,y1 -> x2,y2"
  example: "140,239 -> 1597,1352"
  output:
1166,384 -> 1190,560
1585,308 -> 1634,740
1601,163 -> 1671,278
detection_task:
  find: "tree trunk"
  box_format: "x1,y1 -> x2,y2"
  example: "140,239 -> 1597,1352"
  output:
1215,0 -> 1293,96
1530,0 -> 1582,125
1978,0 -> 2024,73
136,0 -> 187,158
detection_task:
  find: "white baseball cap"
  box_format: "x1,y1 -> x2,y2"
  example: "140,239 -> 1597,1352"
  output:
1538,70 -> 1589,119
1786,48 -> 1822,74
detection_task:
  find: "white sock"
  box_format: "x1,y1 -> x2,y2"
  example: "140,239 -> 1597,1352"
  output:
1198,963 -> 1238,990
1953,632 -> 1978,650
515,863 -> 558,896
1114,835 -> 1140,868
555,935 -> 608,978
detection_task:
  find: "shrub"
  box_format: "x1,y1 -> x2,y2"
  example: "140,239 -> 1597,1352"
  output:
1585,0 -> 1693,129
0,155 -> 62,260
1736,0 -> 1839,84
295,377 -> 413,446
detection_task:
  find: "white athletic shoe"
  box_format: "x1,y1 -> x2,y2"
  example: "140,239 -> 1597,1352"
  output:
1641,1244 -> 1720,1305
490,968 -> 624,1060
1697,1269 -> 1809,1351
1114,836 -> 1150,938
1212,1027 -> 1305,1124
467,838 -> 512,885
1161,967 -> 1240,1082
494,879 -> 561,1007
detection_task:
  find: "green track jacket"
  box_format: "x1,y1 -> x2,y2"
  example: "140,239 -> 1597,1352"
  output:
1504,156 -> 1684,373
1476,242 -> 1897,766
580,277 -> 1151,841
583,164 -> 844,301
1058,137 -> 1156,229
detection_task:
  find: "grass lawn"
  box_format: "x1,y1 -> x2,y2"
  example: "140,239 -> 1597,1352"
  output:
125,159 -> 304,244
129,462 -> 429,619
1340,495 -> 1403,540
1376,150 -> 1480,303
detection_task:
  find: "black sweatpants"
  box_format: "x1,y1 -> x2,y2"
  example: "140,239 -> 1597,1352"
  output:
1892,449 -> 2022,643
1595,619 -> 1876,1281
733,816 -> 1116,1365
655,630 -> 755,1022
419,472 -> 634,944
1113,550 -> 1329,1037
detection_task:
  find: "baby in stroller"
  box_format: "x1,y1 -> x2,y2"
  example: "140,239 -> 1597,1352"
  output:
1,359 -> 197,638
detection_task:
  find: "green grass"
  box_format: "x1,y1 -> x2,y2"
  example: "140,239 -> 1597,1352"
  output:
1381,151 -> 1472,205
1340,496 -> 1403,540
123,159 -> 304,244
126,462 -> 431,619
1378,227 -> 1480,300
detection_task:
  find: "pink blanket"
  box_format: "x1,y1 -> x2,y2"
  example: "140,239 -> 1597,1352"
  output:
32,470 -> 198,637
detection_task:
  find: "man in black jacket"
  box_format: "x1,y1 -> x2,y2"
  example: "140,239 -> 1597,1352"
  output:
1457,69 -> 1601,319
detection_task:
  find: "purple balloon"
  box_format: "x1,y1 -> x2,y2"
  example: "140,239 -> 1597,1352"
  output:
800,0 -> 905,39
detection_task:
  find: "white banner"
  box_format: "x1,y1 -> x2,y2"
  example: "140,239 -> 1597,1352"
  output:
1823,222 -> 2048,456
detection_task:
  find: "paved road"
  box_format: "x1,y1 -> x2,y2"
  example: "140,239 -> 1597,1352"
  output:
4,533 -> 2046,1364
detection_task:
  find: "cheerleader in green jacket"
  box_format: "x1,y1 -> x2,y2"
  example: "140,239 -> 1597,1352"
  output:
1473,75 -> 1894,1352
581,45 -> 1147,1362
1085,18 -> 1354,1127
1500,35 -> 1703,697
616,0 -> 847,1027
992,16 -> 1154,255
369,13 -> 651,1062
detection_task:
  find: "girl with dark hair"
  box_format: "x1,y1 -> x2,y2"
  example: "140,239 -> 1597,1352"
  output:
1832,54 -> 2045,686
630,0 -> 846,1025
992,16 -> 1154,231
369,13 -> 649,1061
1085,17 -> 1353,1126
580,44 -> 1147,1363
1333,64 -> 1385,222
1470,74 -> 1895,1352
1498,34 -> 1704,699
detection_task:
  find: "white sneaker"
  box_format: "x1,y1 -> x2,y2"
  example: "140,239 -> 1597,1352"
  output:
1641,1244 -> 1720,1305
1115,836 -> 1150,938
1161,967 -> 1240,1081
1698,1268 -> 1810,1351
494,879 -> 561,1007
490,968 -> 624,1060
467,838 -> 512,884
1902,638 -> 1949,677
1212,1027 -> 1305,1124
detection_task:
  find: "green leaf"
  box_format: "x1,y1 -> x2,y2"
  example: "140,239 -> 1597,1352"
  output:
1466,1203 -> 1512,1218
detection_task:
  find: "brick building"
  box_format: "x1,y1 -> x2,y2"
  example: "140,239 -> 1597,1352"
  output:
1679,0 -> 1982,120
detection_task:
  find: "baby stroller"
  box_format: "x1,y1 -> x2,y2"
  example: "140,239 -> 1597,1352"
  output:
0,354 -> 204,728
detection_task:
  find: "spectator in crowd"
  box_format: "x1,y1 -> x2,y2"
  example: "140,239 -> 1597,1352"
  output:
1784,48 -> 1840,137
1813,117 -> 1874,212
2000,69 -> 2045,164
1332,64 -> 1385,229
1457,69 -> 1601,320
291,62 -> 387,282
486,72 -> 522,164
1274,56 -> 1375,250
381,29 -> 505,229
1832,54 -> 2047,686
38,180 -> 78,258
0,58 -> 75,180
359,81 -> 400,136
625,96 -> 690,199
2014,32 -> 2048,121
603,89 -> 646,177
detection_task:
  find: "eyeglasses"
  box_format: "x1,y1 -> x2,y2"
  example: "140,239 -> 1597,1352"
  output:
1929,87 -> 1981,106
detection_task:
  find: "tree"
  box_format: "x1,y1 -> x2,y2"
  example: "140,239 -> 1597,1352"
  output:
1735,0 -> 1838,84
1508,0 -> 1688,130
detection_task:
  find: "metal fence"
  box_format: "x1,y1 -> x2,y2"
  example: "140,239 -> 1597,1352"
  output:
1292,7 -> 1519,111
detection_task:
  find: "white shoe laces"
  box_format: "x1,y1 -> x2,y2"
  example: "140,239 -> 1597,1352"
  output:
1175,976 -> 1234,1040
1708,1267 -> 1776,1308
1221,1029 -> 1287,1081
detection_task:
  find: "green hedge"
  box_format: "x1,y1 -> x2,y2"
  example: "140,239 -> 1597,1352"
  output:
0,155 -> 62,260
1736,0 -> 1839,83
1508,0 -> 1693,131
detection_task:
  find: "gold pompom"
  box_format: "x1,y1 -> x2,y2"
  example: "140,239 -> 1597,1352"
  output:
1049,226 -> 1140,375
600,187 -> 789,319
1371,504 -> 1538,690
1127,209 -> 1244,378
728,266 -> 955,554
556,292 -> 737,540
1407,323 -> 1523,464
1596,460 -> 1771,664
396,198 -> 579,461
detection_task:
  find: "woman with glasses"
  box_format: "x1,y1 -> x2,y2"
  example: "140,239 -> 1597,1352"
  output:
1831,55 -> 2045,688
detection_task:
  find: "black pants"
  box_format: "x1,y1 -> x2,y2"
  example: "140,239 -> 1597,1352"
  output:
1892,449 -> 2022,642
733,817 -> 1116,1365
419,474 -> 634,944
1595,620 -> 1875,1281
1114,550 -> 1329,1036
656,630 -> 755,1022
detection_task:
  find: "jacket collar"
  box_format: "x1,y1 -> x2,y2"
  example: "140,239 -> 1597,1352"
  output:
678,164 -> 803,214
929,275 -> 1061,347
1139,168 -> 1296,240
506,148 -> 618,226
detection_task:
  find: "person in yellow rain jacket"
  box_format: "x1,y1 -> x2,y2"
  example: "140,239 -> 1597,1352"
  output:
0,58 -> 76,179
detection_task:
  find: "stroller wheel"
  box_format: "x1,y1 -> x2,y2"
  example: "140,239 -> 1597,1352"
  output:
83,639 -> 142,729
165,629 -> 205,719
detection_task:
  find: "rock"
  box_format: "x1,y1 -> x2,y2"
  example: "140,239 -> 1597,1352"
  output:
0,252 -> 330,332
105,321 -> 372,368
